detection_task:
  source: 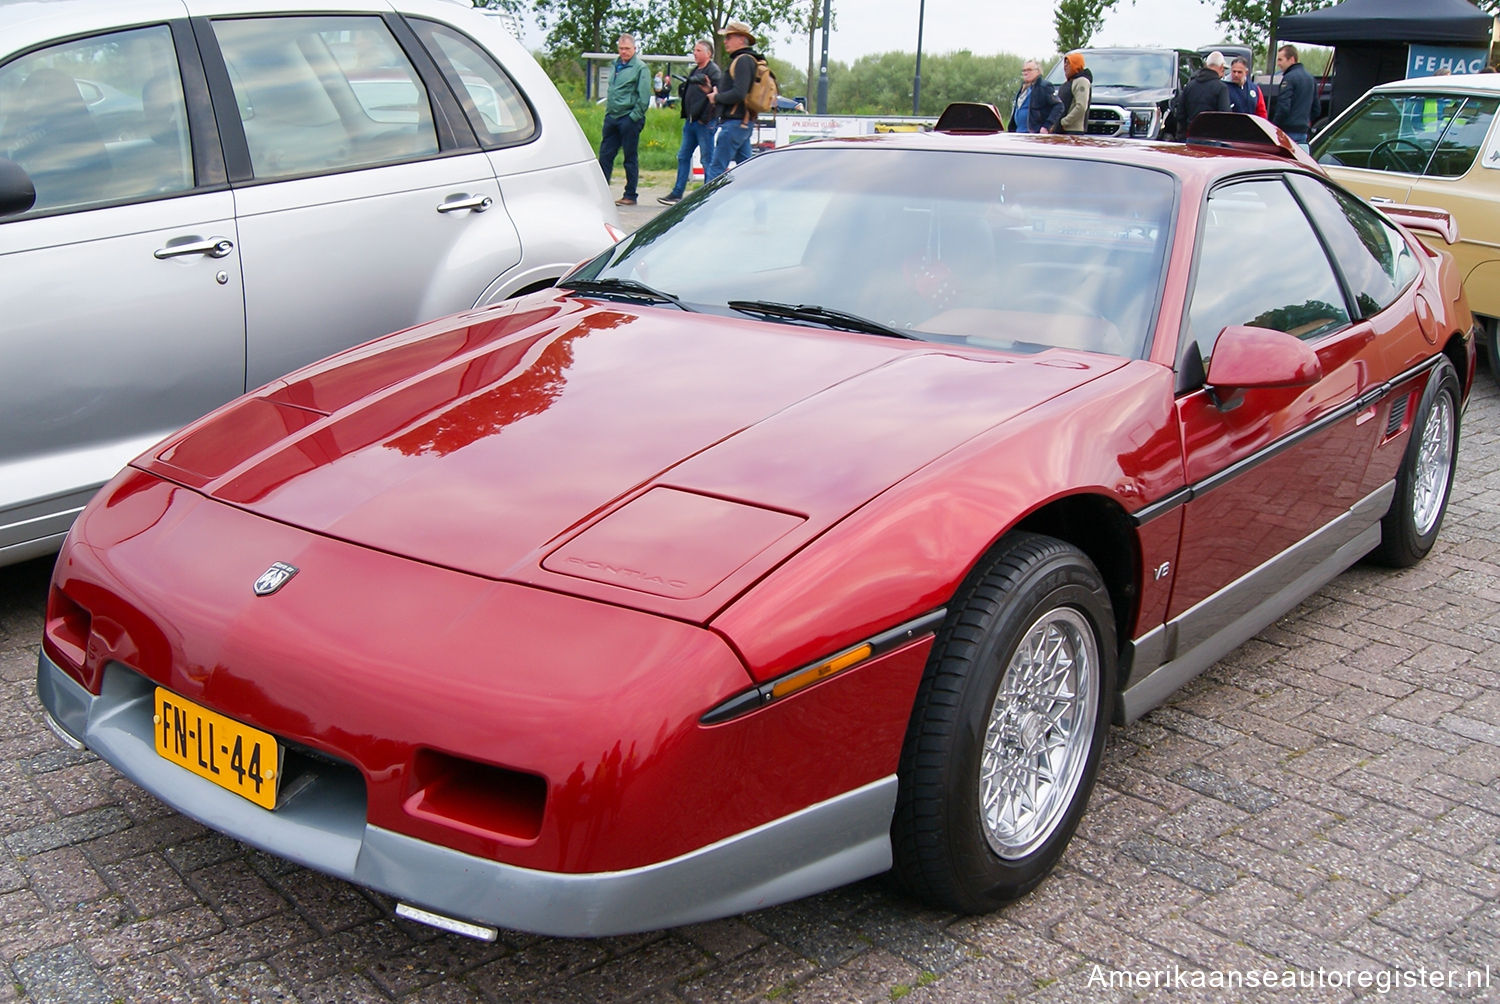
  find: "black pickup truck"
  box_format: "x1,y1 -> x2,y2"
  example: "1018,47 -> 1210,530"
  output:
1046,45 -> 1334,139
1045,47 -> 1202,139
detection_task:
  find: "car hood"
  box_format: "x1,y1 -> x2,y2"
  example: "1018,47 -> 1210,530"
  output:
142,294 -> 1124,620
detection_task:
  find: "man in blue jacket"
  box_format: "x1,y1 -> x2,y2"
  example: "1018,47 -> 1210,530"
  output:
598,34 -> 654,206
1272,43 -> 1316,146
1007,60 -> 1062,134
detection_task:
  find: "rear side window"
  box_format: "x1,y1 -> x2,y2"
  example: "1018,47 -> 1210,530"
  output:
212,15 -> 439,180
1186,177 -> 1350,364
0,25 -> 191,214
1425,96 -> 1499,178
1288,175 -> 1419,317
409,20 -> 536,148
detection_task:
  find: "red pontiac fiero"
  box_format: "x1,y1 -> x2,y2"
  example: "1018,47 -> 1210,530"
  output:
38,112 -> 1474,939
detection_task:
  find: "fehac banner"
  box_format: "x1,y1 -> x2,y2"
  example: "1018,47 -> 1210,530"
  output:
1407,45 -> 1488,78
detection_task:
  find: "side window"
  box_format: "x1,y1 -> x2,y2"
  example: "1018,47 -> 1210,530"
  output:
1313,93 -> 1456,175
1288,174 -> 1418,317
1426,96 -> 1499,178
211,16 -> 439,181
1186,177 -> 1350,365
0,25 -> 190,215
409,20 -> 536,147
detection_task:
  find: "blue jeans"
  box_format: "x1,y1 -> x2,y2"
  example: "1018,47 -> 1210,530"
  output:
669,119 -> 717,197
598,114 -> 643,198
705,119 -> 754,184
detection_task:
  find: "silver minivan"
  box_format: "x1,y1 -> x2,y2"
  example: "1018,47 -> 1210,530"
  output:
0,0 -> 620,565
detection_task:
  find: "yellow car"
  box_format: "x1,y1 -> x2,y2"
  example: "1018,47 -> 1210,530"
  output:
1313,74 -> 1500,380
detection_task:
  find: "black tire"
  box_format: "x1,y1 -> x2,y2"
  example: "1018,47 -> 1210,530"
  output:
1372,356 -> 1460,567
891,533 -> 1116,913
1482,317 -> 1500,386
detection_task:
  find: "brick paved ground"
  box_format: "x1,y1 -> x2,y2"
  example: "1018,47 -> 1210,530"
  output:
0,370 -> 1495,1003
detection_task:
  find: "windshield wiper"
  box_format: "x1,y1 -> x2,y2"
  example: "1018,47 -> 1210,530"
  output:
726,300 -> 920,340
562,277 -> 694,311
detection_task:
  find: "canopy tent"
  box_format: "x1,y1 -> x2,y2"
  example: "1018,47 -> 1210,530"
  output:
1278,0 -> 1494,47
1277,0 -> 1496,125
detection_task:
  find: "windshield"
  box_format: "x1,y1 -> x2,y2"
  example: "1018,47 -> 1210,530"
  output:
572,147 -> 1175,358
1046,51 -> 1175,89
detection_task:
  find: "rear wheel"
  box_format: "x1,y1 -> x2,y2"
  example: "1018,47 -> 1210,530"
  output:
1372,356 -> 1460,567
892,533 -> 1115,913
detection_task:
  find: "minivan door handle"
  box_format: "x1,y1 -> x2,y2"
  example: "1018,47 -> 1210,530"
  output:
437,195 -> 493,214
154,237 -> 234,259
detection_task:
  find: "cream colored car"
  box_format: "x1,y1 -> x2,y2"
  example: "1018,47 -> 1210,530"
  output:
1313,74 -> 1500,379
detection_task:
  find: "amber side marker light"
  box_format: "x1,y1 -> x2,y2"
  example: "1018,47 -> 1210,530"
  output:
702,610 -> 947,724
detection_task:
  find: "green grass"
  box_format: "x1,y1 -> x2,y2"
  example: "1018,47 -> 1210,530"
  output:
571,102 -> 686,173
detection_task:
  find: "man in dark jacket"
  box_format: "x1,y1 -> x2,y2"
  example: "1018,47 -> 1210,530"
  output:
1227,57 -> 1266,117
597,33 -> 653,206
659,40 -> 721,205
1170,51 -> 1230,139
1272,44 -> 1316,145
704,21 -> 764,183
1007,60 -> 1062,134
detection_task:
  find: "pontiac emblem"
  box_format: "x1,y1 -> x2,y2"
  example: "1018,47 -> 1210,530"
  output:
253,562 -> 299,596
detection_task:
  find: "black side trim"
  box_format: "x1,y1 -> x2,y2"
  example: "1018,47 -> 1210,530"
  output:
1131,354 -> 1442,528
190,17 -> 253,183
170,19 -> 228,189
701,610 -> 947,725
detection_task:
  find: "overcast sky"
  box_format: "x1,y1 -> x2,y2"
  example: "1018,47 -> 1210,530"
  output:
767,0 -> 1230,64
517,1 -> 1233,60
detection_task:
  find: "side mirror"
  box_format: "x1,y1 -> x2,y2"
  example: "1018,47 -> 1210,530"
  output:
0,158 -> 36,217
1205,325 -> 1322,407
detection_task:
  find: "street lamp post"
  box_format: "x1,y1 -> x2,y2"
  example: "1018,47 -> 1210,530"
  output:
816,0 -> 831,113
912,0 -> 926,116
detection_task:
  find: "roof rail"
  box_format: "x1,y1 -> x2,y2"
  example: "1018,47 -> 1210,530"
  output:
935,102 -> 1005,134
1185,112 -> 1320,168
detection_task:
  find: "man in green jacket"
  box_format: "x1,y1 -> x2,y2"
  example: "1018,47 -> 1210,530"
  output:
598,34 -> 653,206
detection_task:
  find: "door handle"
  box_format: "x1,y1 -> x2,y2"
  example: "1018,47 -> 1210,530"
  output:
155,237 -> 234,259
437,195 -> 493,214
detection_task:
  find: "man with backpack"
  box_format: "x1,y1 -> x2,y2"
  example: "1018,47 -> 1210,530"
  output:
659,39 -> 722,205
704,21 -> 772,183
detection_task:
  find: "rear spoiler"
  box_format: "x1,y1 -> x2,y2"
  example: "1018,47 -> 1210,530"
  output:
1376,202 -> 1459,245
935,102 -> 1005,134
1185,112 -> 1320,170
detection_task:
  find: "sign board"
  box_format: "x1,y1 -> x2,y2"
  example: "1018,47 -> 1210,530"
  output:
773,115 -> 936,147
1407,45 -> 1488,78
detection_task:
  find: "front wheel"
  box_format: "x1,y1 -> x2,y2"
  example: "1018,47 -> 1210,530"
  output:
891,533 -> 1115,913
1372,356 -> 1460,567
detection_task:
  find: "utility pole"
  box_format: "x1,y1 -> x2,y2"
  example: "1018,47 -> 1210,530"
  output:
913,0 -> 926,115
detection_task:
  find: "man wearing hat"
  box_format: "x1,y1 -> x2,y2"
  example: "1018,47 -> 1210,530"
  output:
704,21 -> 763,183
597,33 -> 653,206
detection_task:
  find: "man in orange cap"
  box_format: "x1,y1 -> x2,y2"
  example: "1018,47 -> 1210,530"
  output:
1058,52 -> 1093,134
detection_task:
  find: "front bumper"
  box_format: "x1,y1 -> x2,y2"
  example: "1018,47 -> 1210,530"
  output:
38,651 -> 896,937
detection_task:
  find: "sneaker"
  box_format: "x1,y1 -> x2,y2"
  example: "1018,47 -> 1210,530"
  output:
657,194 -> 683,205
615,196 -> 637,206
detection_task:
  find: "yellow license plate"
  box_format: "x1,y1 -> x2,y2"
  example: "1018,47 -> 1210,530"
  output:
153,688 -> 280,810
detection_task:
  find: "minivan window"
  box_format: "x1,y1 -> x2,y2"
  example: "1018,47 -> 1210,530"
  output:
410,20 -> 536,147
0,25 -> 190,214
213,16 -> 439,180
